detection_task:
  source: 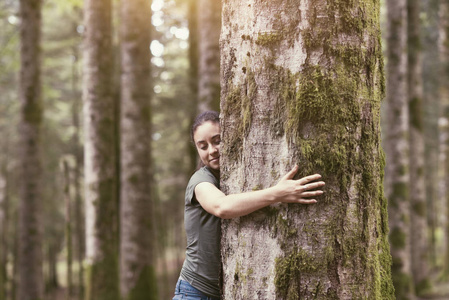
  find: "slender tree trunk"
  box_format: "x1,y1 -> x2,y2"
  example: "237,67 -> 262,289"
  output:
17,0 -> 44,299
119,0 -> 157,299
71,46 -> 84,299
188,0 -> 200,172
220,1 -> 394,299
197,0 -> 221,113
0,165 -> 7,300
440,0 -> 449,277
63,161 -> 73,299
385,0 -> 414,298
423,0 -> 441,269
11,209 -> 18,300
408,0 -> 431,294
83,0 -> 119,298
46,243 -> 58,292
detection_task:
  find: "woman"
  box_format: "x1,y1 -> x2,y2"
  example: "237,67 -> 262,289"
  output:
173,111 -> 325,300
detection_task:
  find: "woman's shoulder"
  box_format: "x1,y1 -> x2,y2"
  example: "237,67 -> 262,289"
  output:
188,167 -> 218,187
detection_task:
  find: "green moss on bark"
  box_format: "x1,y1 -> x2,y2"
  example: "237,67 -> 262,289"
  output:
221,67 -> 256,163
391,263 -> 413,300
125,266 -> 158,300
409,96 -> 423,131
85,255 -> 119,300
275,248 -> 327,300
390,227 -> 406,249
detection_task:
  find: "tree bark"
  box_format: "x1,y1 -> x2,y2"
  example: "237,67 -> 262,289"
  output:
220,0 -> 394,299
197,0 -> 221,113
119,0 -> 157,299
385,0 -> 414,298
408,0 -> 431,294
83,0 -> 119,298
17,0 -> 44,299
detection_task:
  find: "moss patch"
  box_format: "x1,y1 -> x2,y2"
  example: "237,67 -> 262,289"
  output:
85,255 -> 119,300
275,248 -> 327,300
126,265 -> 158,300
221,67 -> 256,163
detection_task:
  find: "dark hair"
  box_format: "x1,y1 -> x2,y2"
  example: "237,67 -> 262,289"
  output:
190,110 -> 220,143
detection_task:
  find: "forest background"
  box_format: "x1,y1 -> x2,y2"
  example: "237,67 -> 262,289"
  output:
1,0 -> 449,299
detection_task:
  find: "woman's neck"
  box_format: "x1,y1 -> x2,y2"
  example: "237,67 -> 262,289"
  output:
208,167 -> 220,180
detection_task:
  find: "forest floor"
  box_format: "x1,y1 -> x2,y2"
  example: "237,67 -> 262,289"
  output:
418,281 -> 449,300
45,280 -> 449,300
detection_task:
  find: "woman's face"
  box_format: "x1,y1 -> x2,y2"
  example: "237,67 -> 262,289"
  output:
193,121 -> 221,171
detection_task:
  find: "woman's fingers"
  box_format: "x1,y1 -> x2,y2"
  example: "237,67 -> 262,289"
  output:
298,181 -> 325,192
297,199 -> 318,204
300,190 -> 324,198
281,165 -> 299,181
298,174 -> 322,184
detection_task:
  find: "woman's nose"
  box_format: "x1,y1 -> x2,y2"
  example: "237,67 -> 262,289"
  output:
209,144 -> 218,154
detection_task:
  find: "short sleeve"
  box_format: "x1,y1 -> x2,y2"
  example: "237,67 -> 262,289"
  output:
185,167 -> 219,205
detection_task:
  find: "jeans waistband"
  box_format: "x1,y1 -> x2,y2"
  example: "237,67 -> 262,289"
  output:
175,278 -> 219,300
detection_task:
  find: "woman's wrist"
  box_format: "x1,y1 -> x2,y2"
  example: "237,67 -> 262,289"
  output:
265,186 -> 281,204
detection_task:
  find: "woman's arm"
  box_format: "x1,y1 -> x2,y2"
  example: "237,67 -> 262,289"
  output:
194,165 -> 325,219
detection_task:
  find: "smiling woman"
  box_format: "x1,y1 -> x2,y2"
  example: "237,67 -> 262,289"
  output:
172,111 -> 325,299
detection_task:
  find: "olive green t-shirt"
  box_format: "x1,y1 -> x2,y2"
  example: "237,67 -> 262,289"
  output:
180,166 -> 220,298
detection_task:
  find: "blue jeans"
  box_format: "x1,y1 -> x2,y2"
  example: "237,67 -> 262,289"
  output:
172,278 -> 220,300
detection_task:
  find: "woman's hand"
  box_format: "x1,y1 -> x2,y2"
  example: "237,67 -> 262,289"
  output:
274,165 -> 325,204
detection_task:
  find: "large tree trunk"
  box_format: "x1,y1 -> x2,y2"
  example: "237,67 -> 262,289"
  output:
17,0 -> 44,299
407,0 -> 431,294
83,0 -> 119,298
119,0 -> 157,299
197,0 -> 221,113
220,1 -> 394,299
385,0 -> 414,298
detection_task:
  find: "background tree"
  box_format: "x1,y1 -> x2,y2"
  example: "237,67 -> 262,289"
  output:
408,0 -> 431,294
197,0 -> 221,113
422,0 -> 442,269
220,0 -> 394,298
62,160 -> 73,298
83,0 -> 119,298
17,0 -> 45,299
385,0 -> 414,298
0,165 -> 7,300
119,0 -> 158,298
440,0 -> 449,278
